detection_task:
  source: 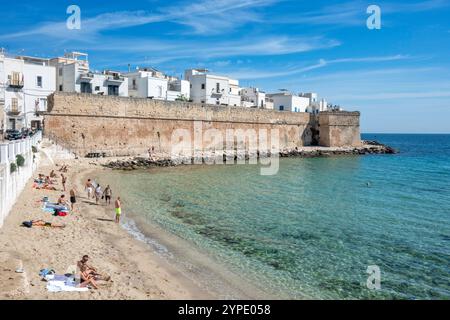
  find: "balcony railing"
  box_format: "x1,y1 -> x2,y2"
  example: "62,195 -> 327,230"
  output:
80,72 -> 95,81
7,106 -> 22,116
8,79 -> 24,88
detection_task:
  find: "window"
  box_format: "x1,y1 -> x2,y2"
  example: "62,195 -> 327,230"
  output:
11,98 -> 18,112
108,85 -> 119,96
59,68 -> 63,76
201,100 -> 205,104
279,105 -> 284,111
39,98 -> 47,111
36,76 -> 42,88
81,82 -> 92,93
201,84 -> 205,90
59,85 -> 63,92
216,83 -> 220,93
132,79 -> 137,90
95,86 -> 100,91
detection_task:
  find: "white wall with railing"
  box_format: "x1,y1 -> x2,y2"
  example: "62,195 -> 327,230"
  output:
0,131 -> 42,228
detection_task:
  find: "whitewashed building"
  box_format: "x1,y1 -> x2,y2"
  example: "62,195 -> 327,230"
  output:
0,52 -> 55,131
267,92 -> 310,113
184,69 -> 241,106
125,68 -> 190,101
50,52 -> 128,97
300,93 -> 328,114
240,87 -> 267,108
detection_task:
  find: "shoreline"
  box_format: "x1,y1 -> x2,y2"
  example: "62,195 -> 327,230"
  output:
85,168 -> 277,300
0,148 -> 216,299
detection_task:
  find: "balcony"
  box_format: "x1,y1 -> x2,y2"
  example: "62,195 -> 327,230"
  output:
105,74 -> 125,84
80,72 -> 95,82
8,79 -> 24,89
7,106 -> 22,116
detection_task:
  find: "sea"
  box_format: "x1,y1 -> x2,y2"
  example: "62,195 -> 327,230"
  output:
94,134 -> 450,299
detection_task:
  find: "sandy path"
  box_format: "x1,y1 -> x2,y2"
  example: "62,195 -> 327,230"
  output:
0,149 -> 212,300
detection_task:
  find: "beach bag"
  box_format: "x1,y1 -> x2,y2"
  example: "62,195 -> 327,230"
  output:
22,221 -> 33,228
39,268 -> 55,278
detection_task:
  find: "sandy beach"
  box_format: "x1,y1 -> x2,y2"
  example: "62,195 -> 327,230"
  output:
0,145 -> 216,300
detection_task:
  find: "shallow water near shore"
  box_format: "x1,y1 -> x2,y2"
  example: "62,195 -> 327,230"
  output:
95,134 -> 450,299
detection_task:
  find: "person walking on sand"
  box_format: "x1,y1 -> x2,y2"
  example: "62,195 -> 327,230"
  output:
61,174 -> 67,192
115,197 -> 122,223
85,179 -> 94,199
103,185 -> 112,205
69,188 -> 77,211
95,184 -> 102,205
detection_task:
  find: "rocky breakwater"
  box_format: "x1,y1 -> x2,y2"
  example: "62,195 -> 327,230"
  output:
102,141 -> 397,171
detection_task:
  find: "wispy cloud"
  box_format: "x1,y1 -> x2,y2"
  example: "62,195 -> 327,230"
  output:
225,54 -> 411,79
1,0 -> 279,40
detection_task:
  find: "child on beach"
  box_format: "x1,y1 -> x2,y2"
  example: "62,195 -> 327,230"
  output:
115,197 -> 122,223
69,188 -> 77,211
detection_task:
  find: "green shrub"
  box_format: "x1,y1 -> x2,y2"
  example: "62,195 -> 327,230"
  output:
16,154 -> 25,167
10,162 -> 17,173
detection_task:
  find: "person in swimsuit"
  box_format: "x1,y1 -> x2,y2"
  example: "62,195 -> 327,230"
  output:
61,174 -> 67,192
23,220 -> 66,228
69,188 -> 77,211
85,179 -> 94,199
95,184 -> 102,205
57,194 -> 70,208
103,185 -> 112,205
115,197 -> 122,223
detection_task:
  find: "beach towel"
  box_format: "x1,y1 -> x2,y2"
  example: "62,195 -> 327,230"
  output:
46,275 -> 88,292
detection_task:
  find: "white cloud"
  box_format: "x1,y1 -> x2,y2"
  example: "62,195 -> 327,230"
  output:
1,0 -> 279,40
225,54 -> 411,80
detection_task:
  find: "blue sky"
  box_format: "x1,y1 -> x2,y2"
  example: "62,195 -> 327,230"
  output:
1,0 -> 450,133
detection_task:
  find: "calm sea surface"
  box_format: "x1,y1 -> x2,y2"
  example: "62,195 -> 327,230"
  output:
96,134 -> 450,299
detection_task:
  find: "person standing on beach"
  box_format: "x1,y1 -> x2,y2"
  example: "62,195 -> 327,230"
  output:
95,184 -> 102,205
103,185 -> 112,205
69,188 -> 77,211
115,197 -> 122,224
85,179 -> 94,199
61,174 -> 67,192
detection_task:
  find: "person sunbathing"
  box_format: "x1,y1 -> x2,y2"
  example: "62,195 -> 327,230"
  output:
57,195 -> 70,208
79,265 -> 99,290
77,255 -> 110,282
23,220 -> 66,228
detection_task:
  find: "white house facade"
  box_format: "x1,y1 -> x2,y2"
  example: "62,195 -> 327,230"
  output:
0,52 -> 55,132
267,92 -> 310,113
184,69 -> 241,106
50,52 -> 128,97
240,87 -> 266,108
126,68 -> 190,101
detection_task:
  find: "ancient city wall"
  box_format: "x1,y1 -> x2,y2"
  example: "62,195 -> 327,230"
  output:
44,93 -> 361,157
318,112 -> 362,147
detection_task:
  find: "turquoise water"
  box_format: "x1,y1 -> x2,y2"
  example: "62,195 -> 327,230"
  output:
97,134 -> 450,299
